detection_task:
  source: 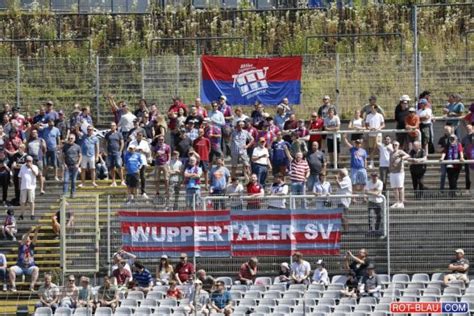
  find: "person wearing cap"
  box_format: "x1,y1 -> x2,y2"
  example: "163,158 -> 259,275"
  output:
44,101 -> 59,122
312,259 -> 329,286
444,93 -> 465,136
317,95 -> 337,120
461,123 -> 474,190
440,134 -> 464,193
444,249 -> 469,285
395,95 -> 411,150
187,279 -> 210,315
18,155 -> 39,220
405,107 -> 421,151
417,98 -> 433,154
364,172 -> 384,234
155,255 -> 174,285
278,262 -> 291,284
365,102 -> 385,169
124,144 -> 145,205
343,134 -> 368,194
251,137 -> 272,188
237,257 -> 258,285
408,140 -> 428,198
417,90 -> 432,110
175,253 -> 195,285
361,95 -> 385,119
359,264 -> 381,298
290,252 -> 311,284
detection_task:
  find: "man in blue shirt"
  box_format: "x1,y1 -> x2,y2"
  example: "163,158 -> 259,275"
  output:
209,158 -> 230,210
271,131 -> 291,176
184,156 -> 202,209
79,126 -> 99,188
343,134 -> 368,194
40,119 -> 60,181
131,261 -> 153,294
124,145 -> 145,204
209,280 -> 233,315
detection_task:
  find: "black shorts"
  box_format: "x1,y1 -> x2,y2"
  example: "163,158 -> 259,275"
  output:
199,160 -> 209,172
126,173 -> 139,188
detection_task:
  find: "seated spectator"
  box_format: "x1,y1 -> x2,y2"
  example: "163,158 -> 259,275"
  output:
132,261 -> 153,294
267,172 -> 289,208
113,260 -> 132,289
312,259 -> 329,286
0,252 -> 6,291
237,257 -> 258,285
359,264 -> 381,299
208,280 -> 233,316
166,280 -> 183,299
77,276 -> 93,308
344,248 -> 371,281
96,276 -> 118,311
60,275 -> 78,308
9,226 -> 41,292
444,249 -> 469,285
290,252 -> 311,284
278,262 -> 291,284
197,269 -> 215,293
175,253 -> 195,285
340,271 -> 359,299
156,255 -> 174,285
440,134 -> 464,193
2,208 -> 17,241
111,249 -> 136,277
35,273 -> 59,312
187,280 -> 210,316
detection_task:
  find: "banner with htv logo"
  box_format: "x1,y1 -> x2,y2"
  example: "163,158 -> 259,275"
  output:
119,208 -> 342,258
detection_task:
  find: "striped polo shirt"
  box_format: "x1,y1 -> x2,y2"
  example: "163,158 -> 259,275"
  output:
133,268 -> 153,287
289,159 -> 309,183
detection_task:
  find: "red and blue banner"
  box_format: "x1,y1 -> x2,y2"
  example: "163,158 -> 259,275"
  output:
200,55 -> 302,105
119,208 -> 342,258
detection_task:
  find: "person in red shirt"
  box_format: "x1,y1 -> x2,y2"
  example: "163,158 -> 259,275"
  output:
175,253 -> 195,285
238,257 -> 258,285
193,129 -> 211,190
166,280 -> 183,299
247,173 -> 264,209
168,97 -> 188,130
113,261 -> 131,288
309,112 -> 324,149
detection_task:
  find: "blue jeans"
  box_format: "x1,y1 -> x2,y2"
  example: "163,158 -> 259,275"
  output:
440,165 -> 447,190
307,174 -> 319,193
291,182 -> 306,209
0,267 -> 7,284
186,188 -> 201,209
63,166 -> 79,196
252,164 -> 268,188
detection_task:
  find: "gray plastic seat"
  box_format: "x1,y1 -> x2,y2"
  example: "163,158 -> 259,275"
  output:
159,298 -> 177,307
334,304 -> 352,312
262,290 -> 282,299
147,291 -> 165,300
134,307 -> 152,315
279,298 -> 297,307
127,290 -> 144,301
412,273 -> 430,284
254,276 -> 272,286
94,307 -> 113,316
229,290 -> 244,300
216,277 -> 233,288
423,287 -> 441,297
72,307 -> 92,316
231,284 -> 248,292
420,295 -> 439,302
392,274 -> 410,284
374,303 -> 391,312
288,283 -> 307,291
259,298 -> 277,306
238,298 -> 257,307
308,283 -> 325,291
152,285 -> 168,292
35,307 -> 53,316
318,297 -> 336,306
268,284 -> 286,292
54,307 -> 72,316
331,274 -> 347,284
243,290 -> 261,299
360,296 -> 378,307
354,304 -> 373,312
254,305 -> 272,313
152,306 -> 172,315
312,304 -> 331,313
274,305 -> 292,313
114,307 -> 133,316
120,298 -> 138,309
283,290 -> 303,298
249,284 -> 266,292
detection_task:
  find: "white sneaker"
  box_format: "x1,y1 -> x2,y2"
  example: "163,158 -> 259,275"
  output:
368,161 -> 374,169
2,284 -> 6,291
391,203 -> 400,208
398,203 -> 405,208
110,182 -> 117,187
10,286 -> 16,292
142,193 -> 149,199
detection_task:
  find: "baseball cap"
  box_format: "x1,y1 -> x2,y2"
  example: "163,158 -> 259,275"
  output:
408,107 -> 416,112
419,99 -> 428,105
161,255 -> 168,259
456,249 -> 464,255
400,95 -> 411,102
220,95 -> 227,101
316,259 -> 323,265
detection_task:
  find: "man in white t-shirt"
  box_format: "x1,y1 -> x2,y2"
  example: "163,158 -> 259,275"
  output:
336,168 -> 352,231
364,173 -> 384,235
377,136 -> 393,191
18,156 -> 39,220
365,104 -> 385,168
290,252 -> 311,284
417,100 -> 433,154
268,174 -> 288,209
251,137 -> 272,188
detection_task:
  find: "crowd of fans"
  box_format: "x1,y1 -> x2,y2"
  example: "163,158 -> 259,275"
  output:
0,91 -> 472,314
